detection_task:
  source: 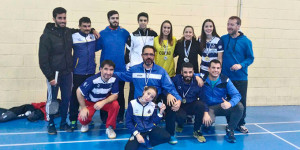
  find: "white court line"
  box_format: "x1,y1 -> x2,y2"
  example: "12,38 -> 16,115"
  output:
1,121 -> 300,136
0,130 -> 300,147
0,138 -> 129,147
255,124 -> 300,150
0,127 -> 128,136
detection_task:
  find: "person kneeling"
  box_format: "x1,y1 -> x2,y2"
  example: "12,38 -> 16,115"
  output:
202,59 -> 244,143
77,60 -> 120,139
170,62 -> 206,143
125,86 -> 170,150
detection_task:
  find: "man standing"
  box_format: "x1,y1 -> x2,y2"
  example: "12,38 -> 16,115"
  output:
221,16 -> 254,133
96,10 -> 130,123
115,45 -> 182,144
125,12 -> 158,102
202,59 -> 243,143
171,62 -> 206,143
39,7 -> 73,134
77,60 -> 119,139
69,17 -> 98,130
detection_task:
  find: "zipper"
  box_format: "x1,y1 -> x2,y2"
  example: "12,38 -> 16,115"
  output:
85,36 -> 89,75
74,58 -> 79,68
141,105 -> 146,130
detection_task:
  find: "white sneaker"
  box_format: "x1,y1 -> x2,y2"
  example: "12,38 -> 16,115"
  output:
106,126 -> 116,139
81,125 -> 89,132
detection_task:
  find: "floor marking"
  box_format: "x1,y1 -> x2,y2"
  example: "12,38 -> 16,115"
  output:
0,121 -> 299,136
0,138 -> 129,147
0,130 -> 300,147
255,124 -> 300,150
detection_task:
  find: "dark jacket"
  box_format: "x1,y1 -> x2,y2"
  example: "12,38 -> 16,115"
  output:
174,38 -> 202,74
39,23 -> 73,81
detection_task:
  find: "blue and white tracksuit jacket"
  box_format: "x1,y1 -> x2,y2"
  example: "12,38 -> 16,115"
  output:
114,62 -> 182,100
126,99 -> 163,134
72,31 -> 98,75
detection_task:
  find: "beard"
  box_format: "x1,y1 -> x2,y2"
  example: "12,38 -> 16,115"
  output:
183,76 -> 192,83
55,21 -> 66,28
109,22 -> 119,29
143,58 -> 153,66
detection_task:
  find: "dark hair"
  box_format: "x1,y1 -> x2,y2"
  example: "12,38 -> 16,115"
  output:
209,59 -> 221,67
181,62 -> 194,71
137,12 -> 149,21
229,16 -> 241,25
199,19 -> 220,52
142,45 -> 156,54
79,17 -> 91,26
179,25 -> 196,42
159,20 -> 174,46
143,86 -> 158,100
100,60 -> 115,69
52,7 -> 66,18
107,10 -> 119,19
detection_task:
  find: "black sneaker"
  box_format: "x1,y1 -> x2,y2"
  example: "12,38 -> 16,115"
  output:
225,127 -> 236,143
60,122 -> 72,132
48,124 -> 57,135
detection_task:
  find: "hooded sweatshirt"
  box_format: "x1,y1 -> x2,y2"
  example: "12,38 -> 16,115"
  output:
221,32 -> 254,81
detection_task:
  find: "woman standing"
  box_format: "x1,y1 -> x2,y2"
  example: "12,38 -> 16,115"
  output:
199,19 -> 223,77
154,20 -> 177,77
174,26 -> 202,74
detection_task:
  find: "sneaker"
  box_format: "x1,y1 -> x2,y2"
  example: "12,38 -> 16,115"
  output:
48,124 -> 57,135
225,128 -> 236,143
169,136 -> 178,144
70,121 -> 77,131
81,125 -> 89,132
106,126 -> 116,139
175,125 -> 183,133
236,125 -> 249,134
193,130 -> 206,143
60,122 -> 72,132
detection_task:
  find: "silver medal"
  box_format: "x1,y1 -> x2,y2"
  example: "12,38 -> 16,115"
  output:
164,56 -> 168,60
184,57 -> 189,62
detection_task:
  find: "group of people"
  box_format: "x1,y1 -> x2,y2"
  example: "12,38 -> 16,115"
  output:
37,7 -> 254,149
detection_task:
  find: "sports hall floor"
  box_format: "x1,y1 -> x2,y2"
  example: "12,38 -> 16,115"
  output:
0,106 -> 299,150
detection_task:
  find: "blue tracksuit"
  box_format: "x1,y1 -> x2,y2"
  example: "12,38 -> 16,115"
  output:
72,31 -> 98,75
202,74 -> 241,111
126,99 -> 162,134
114,62 -> 182,100
221,32 -> 254,81
96,26 -> 130,72
171,74 -> 201,104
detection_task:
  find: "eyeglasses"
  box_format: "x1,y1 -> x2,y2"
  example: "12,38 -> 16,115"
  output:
142,53 -> 154,56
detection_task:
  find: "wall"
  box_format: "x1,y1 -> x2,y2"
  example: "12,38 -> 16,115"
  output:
0,0 -> 299,108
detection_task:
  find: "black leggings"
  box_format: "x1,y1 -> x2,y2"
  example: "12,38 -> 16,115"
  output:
125,127 -> 170,150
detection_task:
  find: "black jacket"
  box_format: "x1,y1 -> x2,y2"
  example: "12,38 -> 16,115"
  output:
38,23 -> 73,81
174,38 -> 202,74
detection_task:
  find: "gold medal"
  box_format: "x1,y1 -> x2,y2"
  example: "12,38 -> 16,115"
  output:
205,56 -> 210,61
182,98 -> 186,104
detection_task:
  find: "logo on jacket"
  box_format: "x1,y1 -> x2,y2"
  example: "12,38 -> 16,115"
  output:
148,109 -> 151,114
211,44 -> 216,49
83,82 -> 89,88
